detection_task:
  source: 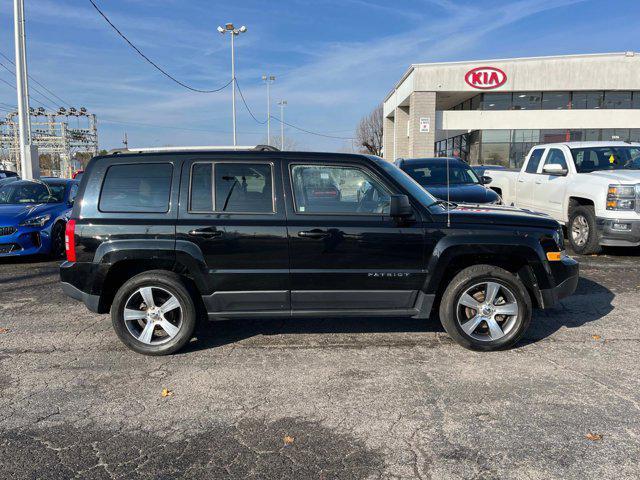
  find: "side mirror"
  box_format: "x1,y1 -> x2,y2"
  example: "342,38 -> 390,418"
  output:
481,175 -> 492,184
543,164 -> 568,176
389,194 -> 412,218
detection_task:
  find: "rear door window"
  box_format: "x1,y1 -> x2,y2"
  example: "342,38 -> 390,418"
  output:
189,162 -> 274,213
525,149 -> 545,173
99,163 -> 173,213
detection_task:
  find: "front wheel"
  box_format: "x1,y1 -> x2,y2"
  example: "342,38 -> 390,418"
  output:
439,265 -> 532,351
111,271 -> 197,355
49,221 -> 65,259
568,206 -> 602,255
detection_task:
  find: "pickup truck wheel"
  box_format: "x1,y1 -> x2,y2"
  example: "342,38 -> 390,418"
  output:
568,206 -> 601,255
111,271 -> 196,356
439,265 -> 532,351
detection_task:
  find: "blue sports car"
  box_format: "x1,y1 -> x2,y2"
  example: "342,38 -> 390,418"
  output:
0,178 -> 78,258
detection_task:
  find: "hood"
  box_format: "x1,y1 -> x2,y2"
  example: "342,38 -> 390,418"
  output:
0,203 -> 60,225
583,170 -> 640,183
432,203 -> 559,229
425,183 -> 500,204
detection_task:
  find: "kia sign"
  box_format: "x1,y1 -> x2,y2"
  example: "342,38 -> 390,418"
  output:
465,67 -> 507,90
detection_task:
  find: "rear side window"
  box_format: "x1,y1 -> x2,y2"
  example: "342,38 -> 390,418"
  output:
525,149 -> 544,173
99,163 -> 173,213
189,162 -> 274,213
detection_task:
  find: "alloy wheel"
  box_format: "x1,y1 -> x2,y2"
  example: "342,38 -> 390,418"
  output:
571,215 -> 589,247
456,281 -> 519,342
123,286 -> 183,345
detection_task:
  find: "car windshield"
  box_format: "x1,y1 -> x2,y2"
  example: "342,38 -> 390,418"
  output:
0,181 -> 66,205
402,161 -> 481,186
370,157 -> 437,206
571,146 -> 640,173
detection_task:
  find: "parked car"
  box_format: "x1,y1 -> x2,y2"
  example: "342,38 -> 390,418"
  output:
0,178 -> 78,258
485,141 -> 640,254
396,157 -> 502,204
472,164 -> 507,178
0,169 -> 19,179
60,147 -> 578,355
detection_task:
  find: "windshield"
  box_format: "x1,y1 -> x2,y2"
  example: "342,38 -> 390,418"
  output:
0,182 -> 66,205
370,157 -> 437,206
571,146 -> 640,173
402,162 -> 480,186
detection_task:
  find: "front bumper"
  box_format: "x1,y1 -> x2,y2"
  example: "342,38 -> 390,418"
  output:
540,255 -> 579,308
596,217 -> 640,247
0,224 -> 53,257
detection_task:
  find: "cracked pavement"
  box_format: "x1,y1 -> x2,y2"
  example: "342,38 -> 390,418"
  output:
0,250 -> 639,479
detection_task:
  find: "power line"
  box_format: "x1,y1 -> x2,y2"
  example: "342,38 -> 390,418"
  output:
270,115 -> 354,140
0,51 -> 72,107
235,79 -> 267,125
0,75 -> 55,111
88,0 -> 233,94
0,61 -> 62,109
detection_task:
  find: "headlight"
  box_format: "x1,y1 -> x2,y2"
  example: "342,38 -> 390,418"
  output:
607,184 -> 636,211
19,214 -> 51,227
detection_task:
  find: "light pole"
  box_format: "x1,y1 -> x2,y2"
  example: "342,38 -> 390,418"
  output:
13,0 -> 38,178
217,23 -> 247,147
262,74 -> 275,145
277,100 -> 287,150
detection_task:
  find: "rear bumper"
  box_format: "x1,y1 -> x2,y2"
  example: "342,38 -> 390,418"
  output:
540,255 -> 579,308
61,281 -> 101,312
60,261 -> 102,313
596,218 -> 640,247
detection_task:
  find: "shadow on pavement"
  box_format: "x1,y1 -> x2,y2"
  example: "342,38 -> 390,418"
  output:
186,276 -> 614,352
520,277 -> 614,345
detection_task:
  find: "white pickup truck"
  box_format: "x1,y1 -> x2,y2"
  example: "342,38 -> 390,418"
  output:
486,141 -> 640,254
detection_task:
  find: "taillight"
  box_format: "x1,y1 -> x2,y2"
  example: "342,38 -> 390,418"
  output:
65,219 -> 76,262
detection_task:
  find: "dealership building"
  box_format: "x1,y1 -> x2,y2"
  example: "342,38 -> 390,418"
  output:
382,52 -> 640,167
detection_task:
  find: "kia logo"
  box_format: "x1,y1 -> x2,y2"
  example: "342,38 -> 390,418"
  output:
465,67 -> 507,90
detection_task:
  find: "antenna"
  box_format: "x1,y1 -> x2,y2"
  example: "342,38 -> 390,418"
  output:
446,157 -> 451,228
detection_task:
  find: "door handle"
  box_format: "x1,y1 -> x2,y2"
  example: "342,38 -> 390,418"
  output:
298,229 -> 330,239
188,228 -> 222,238
517,179 -> 525,183
535,181 -> 542,185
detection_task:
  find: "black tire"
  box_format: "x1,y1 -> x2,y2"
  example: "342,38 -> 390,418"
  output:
568,205 -> 601,255
49,221 -> 65,259
111,271 -> 197,355
439,265 -> 532,351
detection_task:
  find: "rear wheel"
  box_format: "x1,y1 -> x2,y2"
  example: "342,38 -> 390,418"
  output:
568,205 -> 601,255
111,271 -> 196,355
439,265 -> 532,351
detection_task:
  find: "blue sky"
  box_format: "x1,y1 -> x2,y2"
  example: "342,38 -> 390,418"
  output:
0,0 -> 639,151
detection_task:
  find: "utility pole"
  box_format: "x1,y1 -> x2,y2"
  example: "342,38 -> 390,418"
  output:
277,100 -> 287,150
262,74 -> 275,145
217,23 -> 247,147
122,132 -> 128,149
13,0 -> 38,179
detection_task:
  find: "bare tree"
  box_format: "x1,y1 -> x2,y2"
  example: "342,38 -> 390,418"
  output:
356,104 -> 383,156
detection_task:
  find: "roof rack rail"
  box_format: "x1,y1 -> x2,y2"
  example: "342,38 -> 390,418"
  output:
107,145 -> 280,155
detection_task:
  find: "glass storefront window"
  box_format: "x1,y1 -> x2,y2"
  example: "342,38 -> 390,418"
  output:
601,129 -> 630,141
633,92 -> 640,109
482,93 -> 512,110
572,91 -> 604,109
481,143 -> 510,166
603,91 -> 632,109
512,130 -> 540,143
470,95 -> 481,110
630,129 -> 640,142
542,92 -> 571,109
512,92 -> 541,110
482,130 -> 511,143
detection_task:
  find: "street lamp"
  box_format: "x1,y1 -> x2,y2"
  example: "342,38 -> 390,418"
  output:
262,74 -> 275,145
277,100 -> 287,150
217,22 -> 247,146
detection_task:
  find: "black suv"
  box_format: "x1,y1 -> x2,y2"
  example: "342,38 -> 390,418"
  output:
60,147 -> 578,355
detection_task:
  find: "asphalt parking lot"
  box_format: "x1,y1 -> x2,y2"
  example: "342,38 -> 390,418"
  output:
1,250 -> 639,479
